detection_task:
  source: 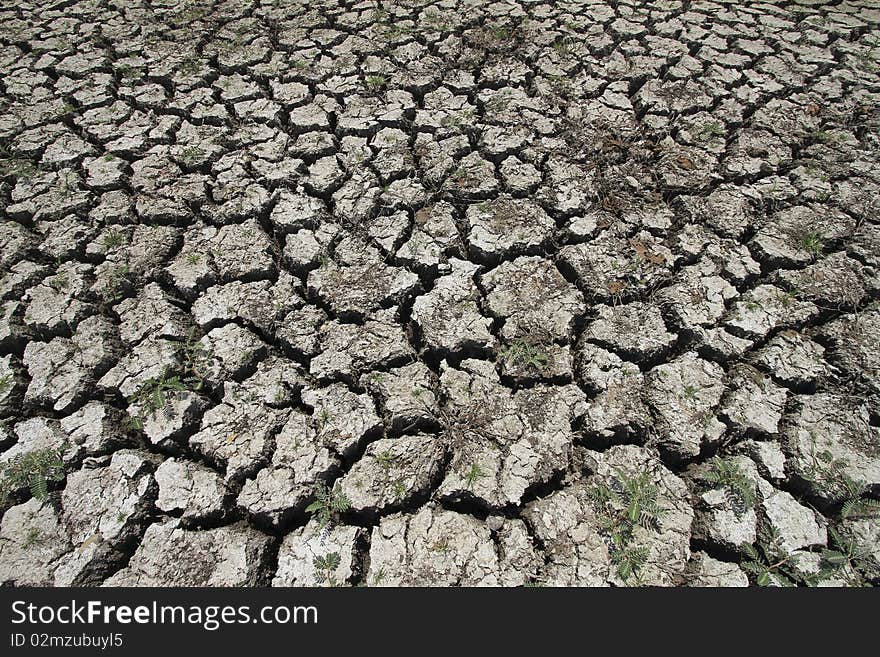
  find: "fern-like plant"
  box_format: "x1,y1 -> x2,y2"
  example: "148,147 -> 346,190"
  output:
614,469 -> 662,532
129,366 -> 201,427
742,526 -> 800,587
589,469 -> 664,583
611,544 -> 649,582
806,449 -> 879,519
313,552 -> 342,586
818,526 -> 872,586
0,446 -> 66,506
306,483 -> 351,528
179,328 -> 210,388
705,457 -> 756,513
838,476 -> 880,520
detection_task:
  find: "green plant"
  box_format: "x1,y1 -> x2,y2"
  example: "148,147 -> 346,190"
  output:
820,465 -> 880,520
175,4 -> 209,22
818,526 -> 872,585
130,367 -> 198,419
488,24 -> 514,41
486,94 -> 512,113
185,252 -> 202,265
0,146 -> 36,178
102,264 -> 131,303
47,270 -> 70,292
500,341 -> 549,372
364,74 -> 388,91
804,447 -> 879,519
705,457 -> 756,512
116,64 -> 139,79
23,527 -> 42,549
58,171 -> 78,199
391,479 -> 407,501
313,552 -> 341,586
839,480 -> 880,520
615,471 -> 662,531
0,446 -> 67,506
178,56 -> 201,74
694,121 -> 725,141
589,469 -> 664,583
306,483 -> 351,528
464,462 -> 487,489
811,129 -> 834,144
551,36 -> 574,57
612,544 -> 649,581
381,23 -> 411,38
798,229 -> 825,258
374,450 -> 397,472
742,526 -> 801,587
179,328 -> 210,388
422,11 -> 448,31
0,375 -> 11,396
448,162 -> 479,188
179,146 -> 204,165
778,289 -> 798,308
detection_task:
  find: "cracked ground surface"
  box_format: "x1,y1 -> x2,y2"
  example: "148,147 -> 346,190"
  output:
1,0 -> 879,587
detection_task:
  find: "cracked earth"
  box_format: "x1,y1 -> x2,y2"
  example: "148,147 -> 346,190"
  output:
1,0 -> 879,587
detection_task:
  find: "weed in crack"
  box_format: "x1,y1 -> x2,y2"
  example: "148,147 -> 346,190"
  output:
0,445 -> 67,507
588,469 -> 663,584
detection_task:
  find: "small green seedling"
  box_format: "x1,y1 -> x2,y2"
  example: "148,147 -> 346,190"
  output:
798,229 -> 824,258
129,367 -> 201,426
464,462 -> 487,489
364,74 -> 388,91
313,552 -> 341,586
306,483 -> 351,528
374,450 -> 397,472
104,228 -> 125,251
391,479 -> 407,501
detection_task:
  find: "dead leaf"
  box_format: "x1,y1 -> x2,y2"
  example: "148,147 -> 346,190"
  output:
602,137 -> 626,152
601,195 -> 621,212
607,280 -> 627,294
630,238 -> 648,258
